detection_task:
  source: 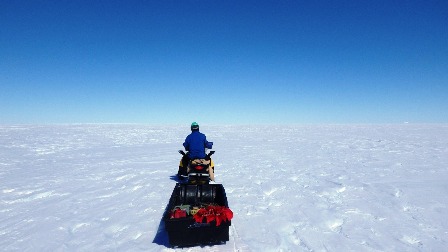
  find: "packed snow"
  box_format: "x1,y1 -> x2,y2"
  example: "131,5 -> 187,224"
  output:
1,124 -> 447,251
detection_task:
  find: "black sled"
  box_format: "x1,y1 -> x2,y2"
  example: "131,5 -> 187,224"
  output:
165,151 -> 232,248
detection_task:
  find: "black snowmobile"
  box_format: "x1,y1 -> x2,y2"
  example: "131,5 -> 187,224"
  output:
164,150 -> 232,248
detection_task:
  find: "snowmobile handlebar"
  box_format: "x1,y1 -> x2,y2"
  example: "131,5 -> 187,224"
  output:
178,150 -> 215,159
207,151 -> 215,159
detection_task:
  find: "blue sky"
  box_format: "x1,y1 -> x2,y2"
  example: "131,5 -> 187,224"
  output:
1,0 -> 447,124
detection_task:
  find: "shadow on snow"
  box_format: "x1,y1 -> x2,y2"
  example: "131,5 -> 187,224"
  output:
152,174 -> 184,247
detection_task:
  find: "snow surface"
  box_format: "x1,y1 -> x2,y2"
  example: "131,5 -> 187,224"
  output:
1,124 -> 447,251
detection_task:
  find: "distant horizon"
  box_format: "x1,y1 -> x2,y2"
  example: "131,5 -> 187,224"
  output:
1,1 -> 447,124
1,122 -> 446,126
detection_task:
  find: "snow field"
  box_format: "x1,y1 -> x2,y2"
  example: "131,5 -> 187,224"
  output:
1,124 -> 447,251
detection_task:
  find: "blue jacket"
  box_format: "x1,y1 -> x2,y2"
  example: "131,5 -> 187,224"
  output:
183,130 -> 212,159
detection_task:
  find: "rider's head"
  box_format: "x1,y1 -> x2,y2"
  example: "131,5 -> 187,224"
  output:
191,122 -> 199,131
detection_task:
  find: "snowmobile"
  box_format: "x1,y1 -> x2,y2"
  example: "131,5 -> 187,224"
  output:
177,150 -> 215,184
164,150 -> 232,247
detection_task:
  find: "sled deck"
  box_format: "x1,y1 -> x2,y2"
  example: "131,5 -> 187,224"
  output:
164,183 -> 231,247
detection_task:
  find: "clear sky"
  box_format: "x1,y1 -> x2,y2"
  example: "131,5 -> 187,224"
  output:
1,1 -> 447,124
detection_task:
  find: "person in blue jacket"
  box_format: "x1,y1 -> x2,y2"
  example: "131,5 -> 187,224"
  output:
178,122 -> 214,179
183,122 -> 213,159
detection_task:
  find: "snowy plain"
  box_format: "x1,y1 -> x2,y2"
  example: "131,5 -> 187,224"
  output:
0,124 -> 447,251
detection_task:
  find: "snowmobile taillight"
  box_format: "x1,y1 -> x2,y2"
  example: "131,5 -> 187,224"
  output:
195,165 -> 204,170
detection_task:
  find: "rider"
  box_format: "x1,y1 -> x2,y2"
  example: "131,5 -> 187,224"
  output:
183,122 -> 213,159
179,122 -> 215,180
